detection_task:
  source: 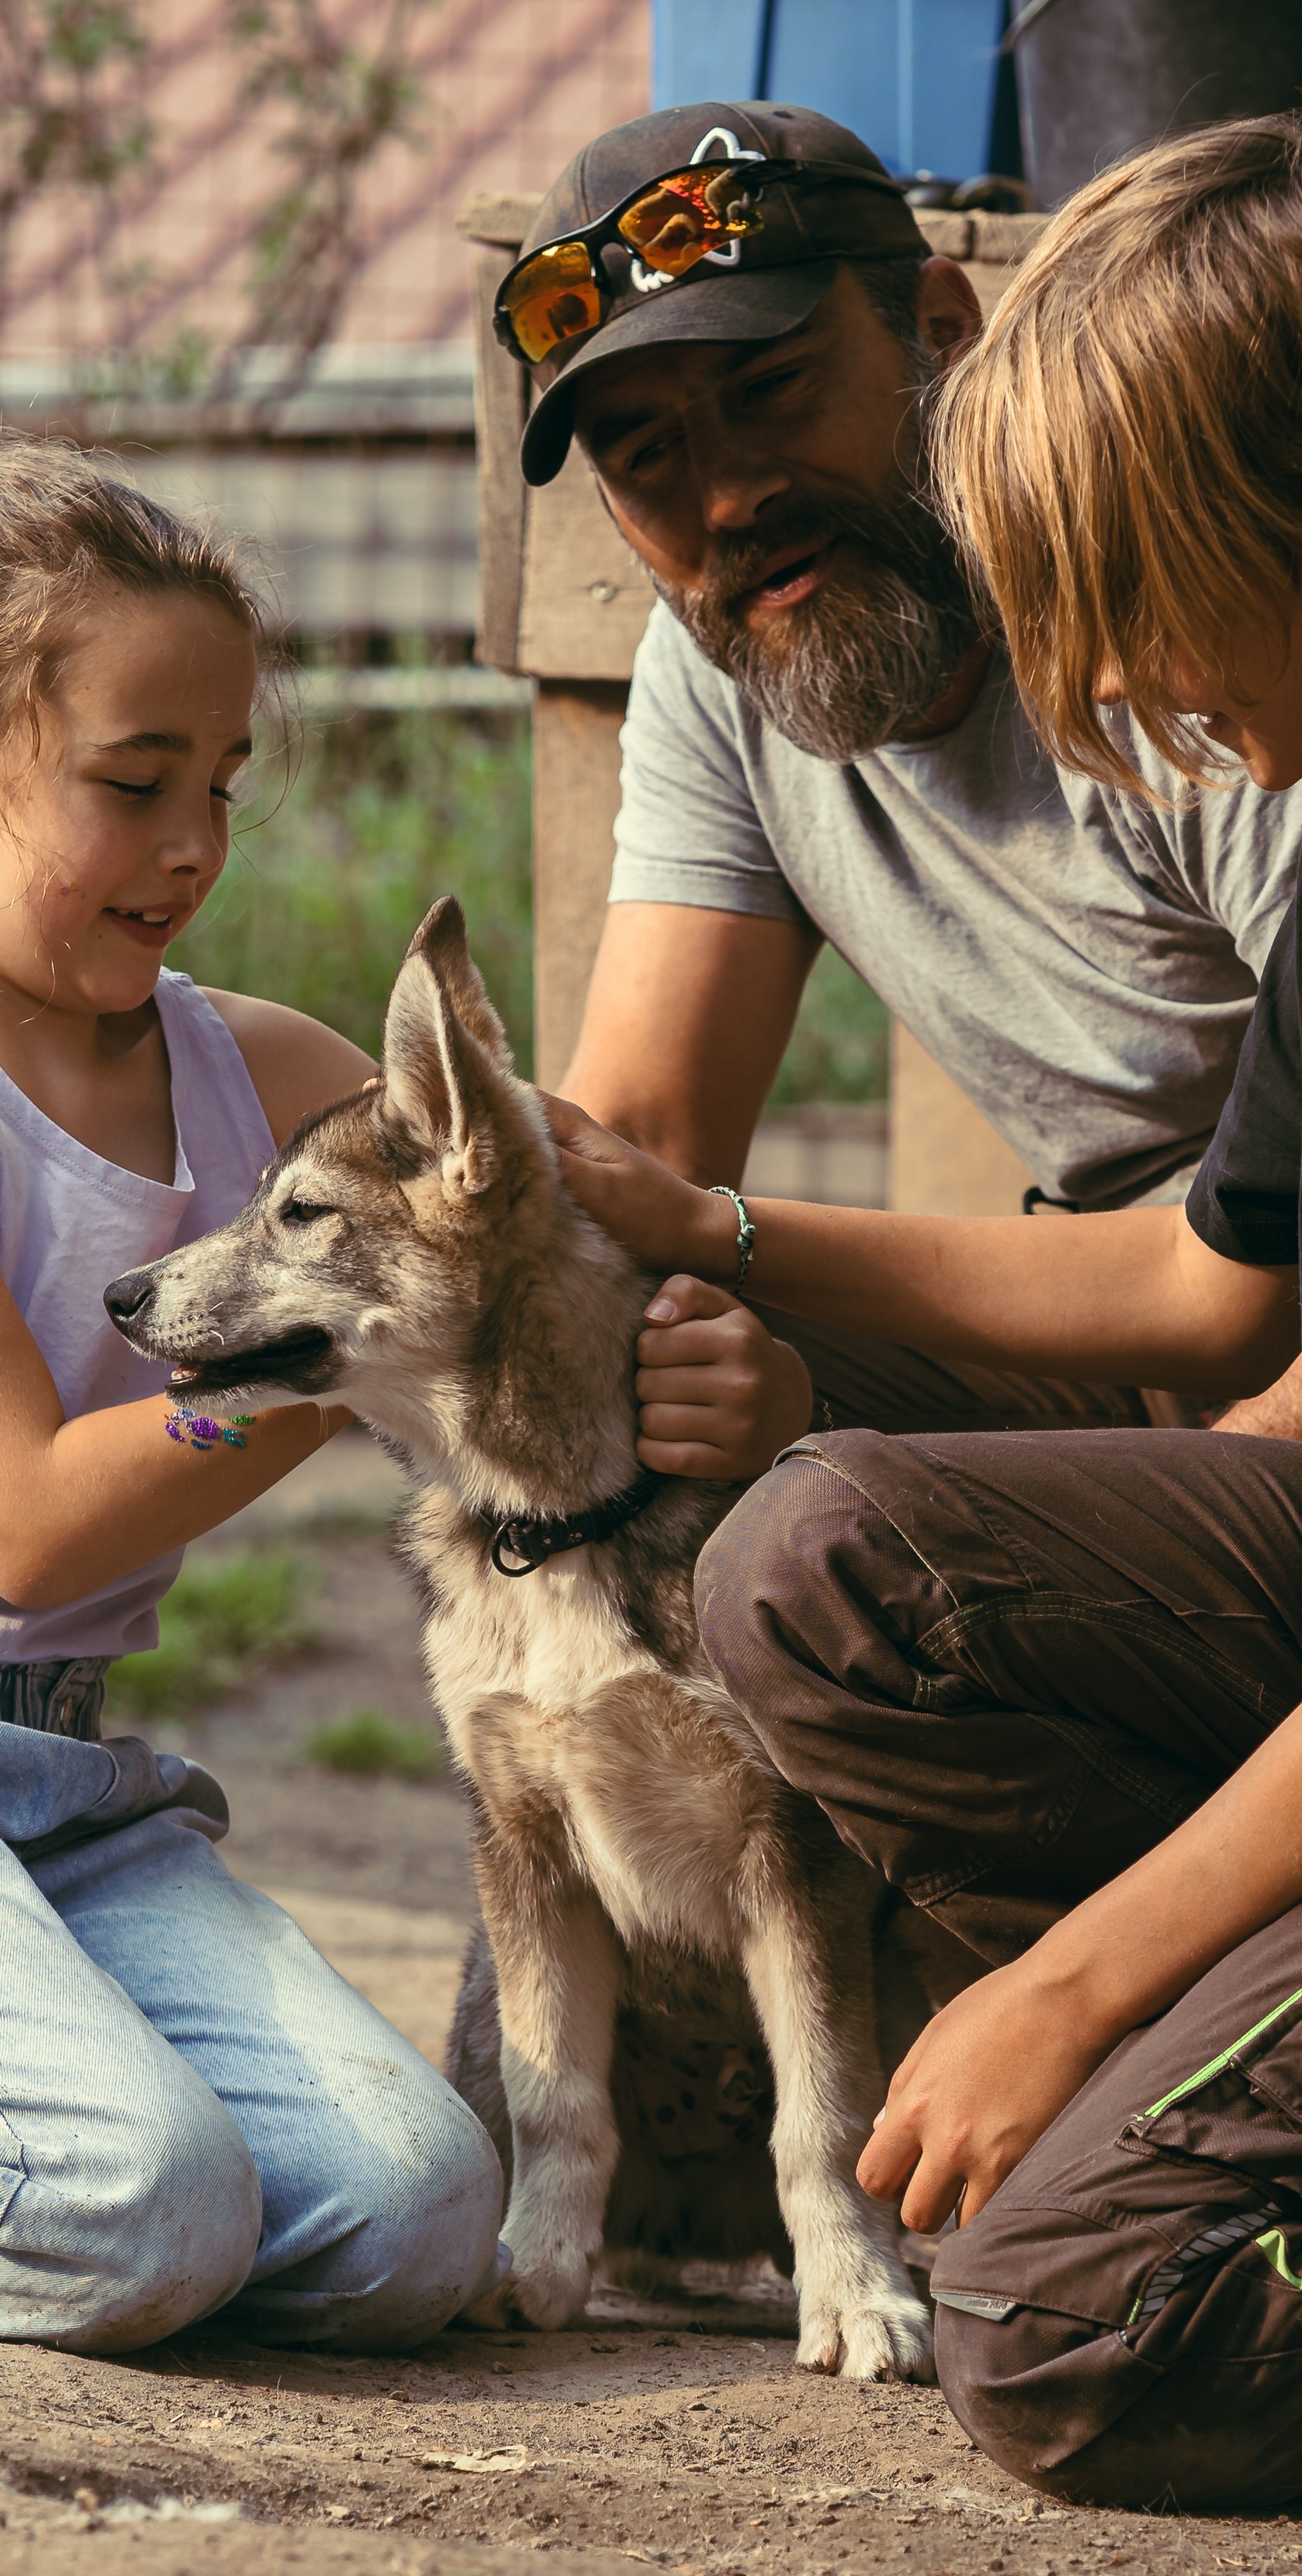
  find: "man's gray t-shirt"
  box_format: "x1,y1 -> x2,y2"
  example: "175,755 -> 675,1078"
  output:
609,601 -> 1301,1210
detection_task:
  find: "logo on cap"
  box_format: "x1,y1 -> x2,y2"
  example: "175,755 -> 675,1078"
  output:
629,125 -> 763,295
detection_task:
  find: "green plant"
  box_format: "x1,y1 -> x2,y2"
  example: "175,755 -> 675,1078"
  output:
173,702 -> 888,1106
304,1707 -> 445,1779
769,943 -> 890,1105
0,1 -> 153,328
171,708 -> 535,1072
107,1547 -> 313,1718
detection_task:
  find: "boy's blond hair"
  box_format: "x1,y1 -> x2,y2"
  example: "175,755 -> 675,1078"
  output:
931,114 -> 1302,796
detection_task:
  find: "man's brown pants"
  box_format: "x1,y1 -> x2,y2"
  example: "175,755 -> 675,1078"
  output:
695,1423 -> 1302,2509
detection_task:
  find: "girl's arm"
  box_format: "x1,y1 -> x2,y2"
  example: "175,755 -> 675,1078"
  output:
202,990 -> 375,1146
859,1699 -> 1302,2230
546,1096 -> 1301,1395
1,997 -> 376,1611
0,1293 -> 349,1610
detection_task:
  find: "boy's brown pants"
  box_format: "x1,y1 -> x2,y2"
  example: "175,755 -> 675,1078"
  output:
695,1426 -> 1302,2509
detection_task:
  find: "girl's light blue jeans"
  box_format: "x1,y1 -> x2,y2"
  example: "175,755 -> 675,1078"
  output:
0,1683 -> 504,2356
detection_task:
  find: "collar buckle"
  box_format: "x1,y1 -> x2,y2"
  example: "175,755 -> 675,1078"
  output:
483,1473 -> 663,1578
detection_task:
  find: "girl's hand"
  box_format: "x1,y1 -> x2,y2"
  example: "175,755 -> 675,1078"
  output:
542,1093 -> 736,1280
635,1276 -> 813,1479
856,1949 -> 1121,2231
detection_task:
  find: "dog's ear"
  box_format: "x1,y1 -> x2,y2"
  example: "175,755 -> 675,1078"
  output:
381,903 -> 507,1195
403,897 -> 512,1070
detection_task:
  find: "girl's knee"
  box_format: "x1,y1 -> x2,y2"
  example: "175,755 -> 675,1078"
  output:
347,2086 -> 504,2345
238,2070 -> 504,2352
22,2088 -> 262,2354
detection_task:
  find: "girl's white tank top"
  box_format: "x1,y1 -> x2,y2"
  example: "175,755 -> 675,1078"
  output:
0,970 -> 275,1663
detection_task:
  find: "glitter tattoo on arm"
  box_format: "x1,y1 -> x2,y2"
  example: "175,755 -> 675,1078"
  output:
165,1406 -> 255,1452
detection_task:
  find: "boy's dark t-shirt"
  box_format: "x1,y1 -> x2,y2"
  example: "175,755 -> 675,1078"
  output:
1187,885 -> 1302,1270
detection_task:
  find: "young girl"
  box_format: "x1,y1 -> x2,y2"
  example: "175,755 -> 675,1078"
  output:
0,440 -> 499,2354
545,117 -> 1302,2506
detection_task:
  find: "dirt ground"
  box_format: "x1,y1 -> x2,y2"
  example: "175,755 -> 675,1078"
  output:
6,1435 -> 1298,2576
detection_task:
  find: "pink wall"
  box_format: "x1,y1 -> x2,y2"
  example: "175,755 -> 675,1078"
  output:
0,0 -> 649,360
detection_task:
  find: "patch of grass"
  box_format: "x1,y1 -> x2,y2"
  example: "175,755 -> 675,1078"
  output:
170,707 -> 535,1072
108,1549 -> 314,1718
303,1707 -> 446,1780
769,943 -> 890,1106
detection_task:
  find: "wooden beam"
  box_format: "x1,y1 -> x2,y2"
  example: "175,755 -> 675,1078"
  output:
469,247 -> 529,673
456,188 -> 544,249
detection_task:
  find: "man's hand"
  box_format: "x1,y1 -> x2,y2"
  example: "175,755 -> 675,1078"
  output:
856,1950 -> 1121,2232
544,1092 -> 735,1279
636,1277 -> 813,1479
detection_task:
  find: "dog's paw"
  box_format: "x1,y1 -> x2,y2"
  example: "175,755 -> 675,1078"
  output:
796,2288 -> 935,2383
467,2238 -> 594,2334
506,2252 -> 594,2332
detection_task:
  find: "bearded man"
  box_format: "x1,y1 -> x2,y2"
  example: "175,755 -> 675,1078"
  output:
499,101 -> 1302,1454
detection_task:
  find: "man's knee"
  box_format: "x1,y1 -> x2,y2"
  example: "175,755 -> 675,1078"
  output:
20,2083 -> 262,2355
696,1436 -> 874,1696
695,1430 -> 943,1750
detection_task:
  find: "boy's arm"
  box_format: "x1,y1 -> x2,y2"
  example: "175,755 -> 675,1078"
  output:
546,1096 -> 1301,1395
859,1698 -> 1302,2230
1217,1350 -> 1302,1435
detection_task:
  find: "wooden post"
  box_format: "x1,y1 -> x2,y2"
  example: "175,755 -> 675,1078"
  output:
532,680 -> 630,1087
458,190 -> 1052,1203
888,1025 -> 1032,1216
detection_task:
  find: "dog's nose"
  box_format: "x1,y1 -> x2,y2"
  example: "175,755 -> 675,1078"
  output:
104,1271 -> 155,1328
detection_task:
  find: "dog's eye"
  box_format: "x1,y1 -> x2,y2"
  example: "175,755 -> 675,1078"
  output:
279,1197 -> 333,1226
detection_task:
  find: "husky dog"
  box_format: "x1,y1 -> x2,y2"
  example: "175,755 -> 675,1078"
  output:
106,899 -> 935,2382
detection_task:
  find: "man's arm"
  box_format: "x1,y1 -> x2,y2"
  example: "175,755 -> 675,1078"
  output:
563,901 -> 822,1186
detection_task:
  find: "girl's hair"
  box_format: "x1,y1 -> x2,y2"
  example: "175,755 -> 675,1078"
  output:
0,434 -> 279,751
931,113 -> 1302,796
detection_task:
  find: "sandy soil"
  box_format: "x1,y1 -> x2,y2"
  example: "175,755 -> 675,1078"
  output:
6,1435 -> 1298,2576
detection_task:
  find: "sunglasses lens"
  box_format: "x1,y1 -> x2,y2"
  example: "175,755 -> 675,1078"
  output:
617,160 -> 765,277
502,241 -> 604,362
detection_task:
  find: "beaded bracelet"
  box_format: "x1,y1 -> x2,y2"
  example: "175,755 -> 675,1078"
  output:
708,1184 -> 756,1296
165,1408 -> 254,1452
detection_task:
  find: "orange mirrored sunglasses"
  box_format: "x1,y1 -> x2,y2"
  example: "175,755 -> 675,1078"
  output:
494,157 -> 898,366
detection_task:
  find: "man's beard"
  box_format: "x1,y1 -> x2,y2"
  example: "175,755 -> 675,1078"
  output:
651,445 -> 980,762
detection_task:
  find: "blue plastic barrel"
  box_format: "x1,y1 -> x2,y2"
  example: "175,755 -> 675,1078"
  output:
651,0 -> 1004,183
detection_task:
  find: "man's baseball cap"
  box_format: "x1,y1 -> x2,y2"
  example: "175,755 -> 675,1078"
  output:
516,101 -> 928,487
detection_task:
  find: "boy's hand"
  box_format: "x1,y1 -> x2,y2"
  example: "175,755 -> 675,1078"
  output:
856,1950 -> 1120,2231
635,1276 -> 813,1480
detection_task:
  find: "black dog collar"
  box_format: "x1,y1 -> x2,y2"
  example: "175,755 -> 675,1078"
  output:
482,1471 -> 663,1577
